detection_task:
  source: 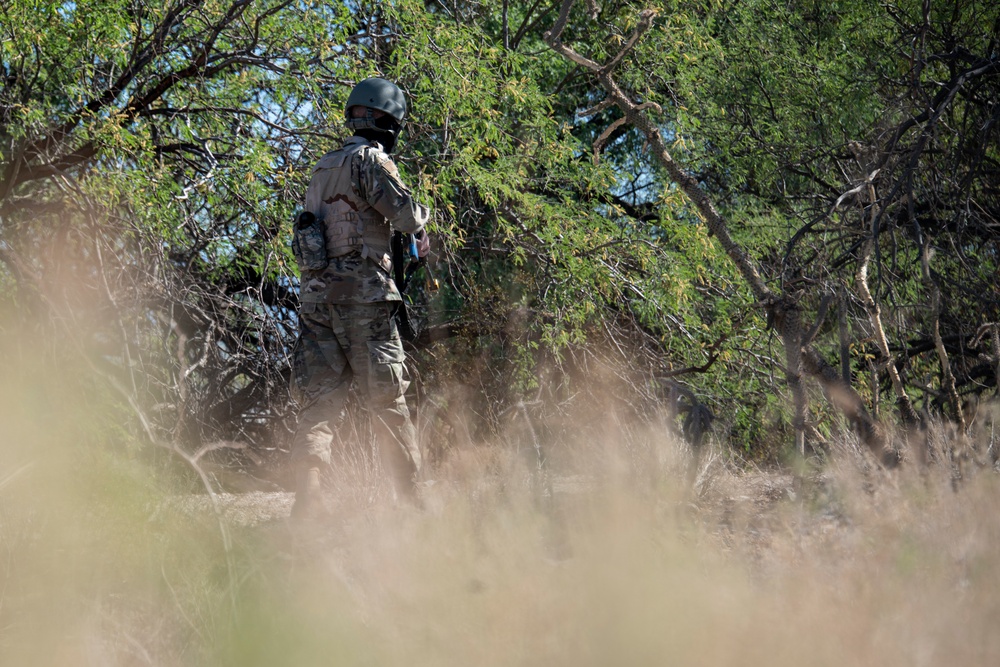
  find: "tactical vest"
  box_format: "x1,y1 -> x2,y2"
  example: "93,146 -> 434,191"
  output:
305,141 -> 393,274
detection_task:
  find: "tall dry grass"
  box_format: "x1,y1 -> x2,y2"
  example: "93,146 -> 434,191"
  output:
2,325 -> 999,666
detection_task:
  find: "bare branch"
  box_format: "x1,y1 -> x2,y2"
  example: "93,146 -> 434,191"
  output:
601,9 -> 657,75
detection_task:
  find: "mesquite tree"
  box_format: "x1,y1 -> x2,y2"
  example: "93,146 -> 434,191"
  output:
541,0 -> 999,461
2,0 -> 997,465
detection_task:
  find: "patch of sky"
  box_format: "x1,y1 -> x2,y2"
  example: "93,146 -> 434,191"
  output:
56,1 -> 76,20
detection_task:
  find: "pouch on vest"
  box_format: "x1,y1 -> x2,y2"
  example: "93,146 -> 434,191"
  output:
291,211 -> 329,271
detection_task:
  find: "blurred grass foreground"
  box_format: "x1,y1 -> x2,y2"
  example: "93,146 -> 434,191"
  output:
2,321 -> 1000,667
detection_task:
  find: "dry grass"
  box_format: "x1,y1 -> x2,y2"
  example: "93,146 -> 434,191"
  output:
2,336 -> 1000,666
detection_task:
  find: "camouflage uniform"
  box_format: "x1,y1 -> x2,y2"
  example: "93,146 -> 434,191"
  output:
291,135 -> 428,499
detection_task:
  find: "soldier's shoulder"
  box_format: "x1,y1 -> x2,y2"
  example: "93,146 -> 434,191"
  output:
313,148 -> 349,172
313,139 -> 369,171
356,141 -> 393,167
359,145 -> 401,182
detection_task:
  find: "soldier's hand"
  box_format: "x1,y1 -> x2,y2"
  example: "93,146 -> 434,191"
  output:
415,230 -> 431,258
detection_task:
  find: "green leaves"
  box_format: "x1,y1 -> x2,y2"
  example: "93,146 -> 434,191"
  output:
3,0 -> 996,454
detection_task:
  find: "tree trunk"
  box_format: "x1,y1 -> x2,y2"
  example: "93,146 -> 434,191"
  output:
545,1 -> 891,462
921,242 -> 966,431
855,237 -> 919,426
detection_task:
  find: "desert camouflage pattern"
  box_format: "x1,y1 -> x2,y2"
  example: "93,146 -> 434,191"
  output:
290,135 -> 428,500
299,136 -> 428,305
291,301 -> 421,497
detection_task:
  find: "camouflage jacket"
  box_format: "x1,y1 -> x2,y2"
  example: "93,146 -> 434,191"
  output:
299,136 -> 429,304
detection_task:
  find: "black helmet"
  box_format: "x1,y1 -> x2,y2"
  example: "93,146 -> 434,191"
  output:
345,77 -> 407,131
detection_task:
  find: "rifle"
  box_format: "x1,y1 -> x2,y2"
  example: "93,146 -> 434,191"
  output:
390,230 -> 438,341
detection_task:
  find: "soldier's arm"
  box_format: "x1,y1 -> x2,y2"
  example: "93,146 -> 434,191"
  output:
358,149 -> 429,234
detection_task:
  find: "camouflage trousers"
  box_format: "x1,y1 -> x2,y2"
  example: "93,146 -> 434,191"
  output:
291,301 -> 421,498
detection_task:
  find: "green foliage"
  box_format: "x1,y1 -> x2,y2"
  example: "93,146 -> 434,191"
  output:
2,0 -> 996,456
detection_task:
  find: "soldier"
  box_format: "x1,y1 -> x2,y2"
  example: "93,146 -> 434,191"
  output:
290,77 -> 430,518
